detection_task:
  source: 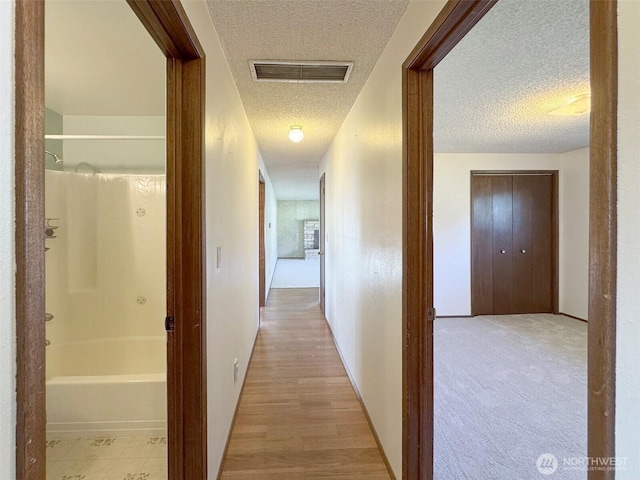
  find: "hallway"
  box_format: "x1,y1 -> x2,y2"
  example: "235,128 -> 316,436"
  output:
219,288 -> 391,479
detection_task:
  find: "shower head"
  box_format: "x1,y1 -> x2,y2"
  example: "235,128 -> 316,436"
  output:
45,150 -> 63,165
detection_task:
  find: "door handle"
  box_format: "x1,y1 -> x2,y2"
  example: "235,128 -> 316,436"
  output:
318,250 -> 324,255
521,249 -> 526,254
500,249 -> 506,254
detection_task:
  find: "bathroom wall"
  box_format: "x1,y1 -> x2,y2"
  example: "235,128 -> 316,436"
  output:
45,172 -> 166,379
45,107 -> 63,171
277,200 -> 319,258
62,115 -> 165,173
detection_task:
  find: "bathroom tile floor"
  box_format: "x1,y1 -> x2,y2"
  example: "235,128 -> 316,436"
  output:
46,436 -> 167,480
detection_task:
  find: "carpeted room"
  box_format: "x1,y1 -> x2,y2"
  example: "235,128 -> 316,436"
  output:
431,0 -> 589,478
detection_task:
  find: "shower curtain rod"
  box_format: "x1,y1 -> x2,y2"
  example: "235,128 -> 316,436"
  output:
44,135 -> 165,140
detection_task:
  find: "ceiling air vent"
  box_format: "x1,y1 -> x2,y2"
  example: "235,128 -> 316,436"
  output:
249,61 -> 354,83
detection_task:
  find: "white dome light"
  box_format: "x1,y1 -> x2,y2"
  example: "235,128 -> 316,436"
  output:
288,125 -> 304,143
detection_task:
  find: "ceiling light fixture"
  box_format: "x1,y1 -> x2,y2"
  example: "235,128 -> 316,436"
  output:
547,93 -> 591,116
288,125 -> 304,143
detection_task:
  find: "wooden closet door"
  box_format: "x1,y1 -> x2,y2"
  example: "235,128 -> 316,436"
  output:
528,175 -> 553,312
512,175 -> 535,313
471,176 -> 494,315
491,176 -> 514,314
471,173 -> 555,315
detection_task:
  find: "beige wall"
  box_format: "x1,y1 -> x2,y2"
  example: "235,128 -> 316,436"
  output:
0,1 -> 16,478
277,200 -> 319,258
319,1 -> 447,475
616,1 -> 640,477
434,149 -> 589,319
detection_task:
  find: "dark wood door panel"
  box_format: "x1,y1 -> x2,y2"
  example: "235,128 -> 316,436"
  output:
512,175 -> 534,313
471,175 -> 494,315
491,175 -> 514,314
531,175 -> 554,312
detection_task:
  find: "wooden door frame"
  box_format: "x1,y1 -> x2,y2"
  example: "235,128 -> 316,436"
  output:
402,1 -> 617,479
14,1 -> 208,478
259,171 -> 266,308
470,170 -> 559,316
319,173 -> 326,314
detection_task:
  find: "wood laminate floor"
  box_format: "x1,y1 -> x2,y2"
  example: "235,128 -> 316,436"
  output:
219,288 -> 391,479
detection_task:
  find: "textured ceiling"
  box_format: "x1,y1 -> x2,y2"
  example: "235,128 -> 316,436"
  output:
45,0 -> 165,116
44,0 -> 589,199
206,0 -> 410,178
434,0 -> 589,153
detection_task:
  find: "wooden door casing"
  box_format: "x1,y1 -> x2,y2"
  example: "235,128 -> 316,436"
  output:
471,172 -> 558,315
319,173 -> 326,314
14,1 -> 208,478
403,1 -> 617,477
259,173 -> 266,309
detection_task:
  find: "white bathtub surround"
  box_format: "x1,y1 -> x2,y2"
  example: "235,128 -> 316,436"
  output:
46,435 -> 166,480
46,374 -> 166,438
45,171 -> 166,379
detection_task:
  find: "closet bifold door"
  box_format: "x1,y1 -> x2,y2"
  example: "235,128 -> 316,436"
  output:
471,172 -> 555,316
512,175 -> 535,313
527,174 -> 554,312
471,175 -> 495,315
491,175 -> 514,314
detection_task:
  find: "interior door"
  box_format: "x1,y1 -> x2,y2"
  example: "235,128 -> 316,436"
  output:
471,172 -> 555,315
319,173 -> 326,314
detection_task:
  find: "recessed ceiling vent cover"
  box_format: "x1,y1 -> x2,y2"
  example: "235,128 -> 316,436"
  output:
249,61 -> 354,83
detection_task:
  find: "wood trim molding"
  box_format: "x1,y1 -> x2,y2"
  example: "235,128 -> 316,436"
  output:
15,1 -> 46,478
560,312 -> 588,323
588,1 -> 617,477
403,1 -> 617,479
163,55 -> 208,480
402,66 -> 434,480
403,0 -> 497,70
127,0 -> 204,59
259,172 -> 266,308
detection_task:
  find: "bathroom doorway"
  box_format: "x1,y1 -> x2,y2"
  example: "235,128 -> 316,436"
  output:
15,1 -> 206,478
43,1 -> 168,478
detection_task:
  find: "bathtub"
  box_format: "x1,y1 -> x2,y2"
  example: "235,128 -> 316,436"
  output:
46,373 -> 167,438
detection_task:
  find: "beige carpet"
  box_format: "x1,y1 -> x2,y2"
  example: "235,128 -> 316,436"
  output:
435,314 -> 587,480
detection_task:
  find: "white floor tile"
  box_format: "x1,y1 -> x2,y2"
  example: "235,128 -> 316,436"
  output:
103,458 -> 148,480
47,436 -> 167,480
46,438 -> 77,462
76,459 -> 115,480
46,459 -> 84,479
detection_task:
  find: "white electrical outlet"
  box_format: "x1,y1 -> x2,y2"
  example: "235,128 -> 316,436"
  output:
233,358 -> 239,383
